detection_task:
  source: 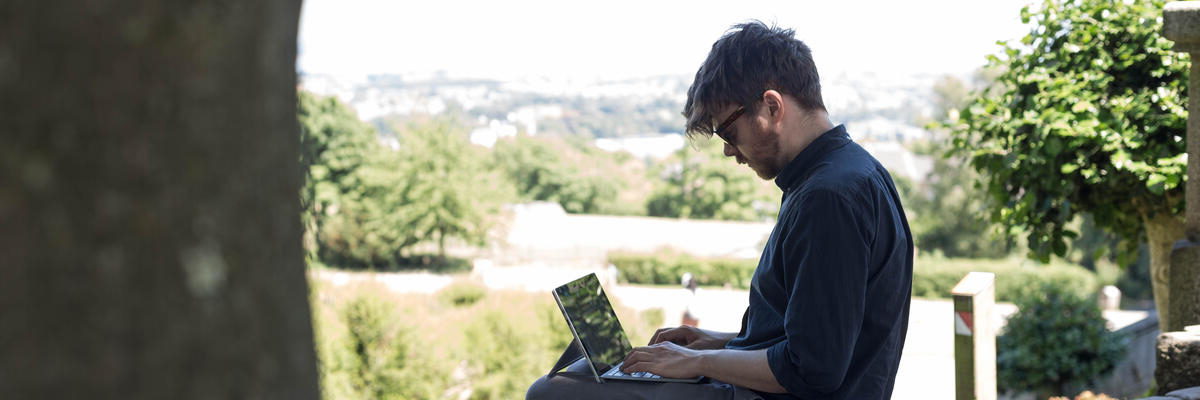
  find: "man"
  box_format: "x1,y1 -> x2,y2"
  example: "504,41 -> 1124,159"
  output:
527,21 -> 912,400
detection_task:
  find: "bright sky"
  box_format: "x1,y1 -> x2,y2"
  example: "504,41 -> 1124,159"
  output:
298,0 -> 1035,81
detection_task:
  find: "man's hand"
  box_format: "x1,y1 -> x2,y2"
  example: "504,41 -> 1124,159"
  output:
648,325 -> 736,350
624,344 -> 788,394
620,341 -> 706,379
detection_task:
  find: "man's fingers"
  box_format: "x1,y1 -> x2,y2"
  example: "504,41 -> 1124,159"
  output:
621,350 -> 663,374
656,329 -> 681,344
654,327 -> 695,345
649,328 -> 671,345
621,359 -> 651,373
622,347 -> 650,372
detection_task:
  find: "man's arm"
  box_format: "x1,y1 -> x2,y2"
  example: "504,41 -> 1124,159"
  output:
620,343 -> 786,393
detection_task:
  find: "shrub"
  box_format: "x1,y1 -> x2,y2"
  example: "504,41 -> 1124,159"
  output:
317,292 -> 448,400
340,295 -> 404,398
997,283 -> 1125,397
463,309 -> 561,400
607,249 -> 756,289
438,281 -> 487,307
912,257 -> 1100,302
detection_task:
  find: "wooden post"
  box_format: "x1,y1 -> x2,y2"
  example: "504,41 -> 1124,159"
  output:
952,272 -> 997,400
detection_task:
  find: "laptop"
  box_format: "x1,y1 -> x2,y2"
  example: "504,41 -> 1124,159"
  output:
549,273 -> 703,384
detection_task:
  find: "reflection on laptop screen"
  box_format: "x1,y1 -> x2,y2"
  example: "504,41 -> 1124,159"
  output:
554,274 -> 632,371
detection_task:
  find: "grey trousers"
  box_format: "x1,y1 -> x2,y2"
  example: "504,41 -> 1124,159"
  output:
526,359 -> 766,400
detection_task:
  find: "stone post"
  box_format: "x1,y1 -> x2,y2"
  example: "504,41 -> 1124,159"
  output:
1163,0 -> 1200,335
952,272 -> 997,400
1155,3 -> 1200,395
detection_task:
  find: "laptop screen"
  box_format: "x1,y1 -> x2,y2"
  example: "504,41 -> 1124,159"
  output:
553,273 -> 632,371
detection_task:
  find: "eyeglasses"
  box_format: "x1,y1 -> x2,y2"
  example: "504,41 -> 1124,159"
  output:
713,106 -> 746,146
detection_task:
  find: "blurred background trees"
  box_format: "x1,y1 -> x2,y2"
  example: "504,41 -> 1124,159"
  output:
646,139 -> 780,221
300,92 -> 506,269
299,90 -> 783,271
489,134 -> 623,214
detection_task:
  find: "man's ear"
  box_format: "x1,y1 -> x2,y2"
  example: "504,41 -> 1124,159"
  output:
762,90 -> 785,122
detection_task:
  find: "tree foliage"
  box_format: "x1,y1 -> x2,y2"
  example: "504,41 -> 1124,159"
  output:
904,140 -> 1013,258
299,91 -> 503,268
299,90 -> 377,260
489,134 -> 621,214
396,119 -> 506,255
646,139 -> 779,221
945,0 -> 1188,264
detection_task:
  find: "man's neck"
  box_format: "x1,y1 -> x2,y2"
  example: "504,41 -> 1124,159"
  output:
778,109 -> 833,165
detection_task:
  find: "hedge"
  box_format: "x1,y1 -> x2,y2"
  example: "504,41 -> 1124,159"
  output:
913,257 -> 1100,303
608,250 -> 1101,303
607,250 -> 757,289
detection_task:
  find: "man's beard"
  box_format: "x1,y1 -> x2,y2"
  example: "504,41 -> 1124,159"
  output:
740,140 -> 781,180
745,157 -> 780,180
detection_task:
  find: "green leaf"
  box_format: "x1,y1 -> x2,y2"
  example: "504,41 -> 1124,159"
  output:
1070,101 -> 1094,114
1147,173 -> 1167,194
1044,137 -> 1063,156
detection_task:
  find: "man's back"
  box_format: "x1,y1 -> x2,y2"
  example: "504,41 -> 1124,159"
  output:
726,125 -> 913,399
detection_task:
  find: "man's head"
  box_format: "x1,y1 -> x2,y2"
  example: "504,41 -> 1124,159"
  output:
682,21 -> 827,180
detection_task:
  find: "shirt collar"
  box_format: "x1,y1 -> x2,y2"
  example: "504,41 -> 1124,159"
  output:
774,124 -> 851,191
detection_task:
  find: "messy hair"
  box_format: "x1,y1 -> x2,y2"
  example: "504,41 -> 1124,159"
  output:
682,20 -> 825,139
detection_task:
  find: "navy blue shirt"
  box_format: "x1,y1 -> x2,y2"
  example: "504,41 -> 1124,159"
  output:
725,125 -> 913,399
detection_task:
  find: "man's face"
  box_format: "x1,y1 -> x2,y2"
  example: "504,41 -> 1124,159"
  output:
712,104 -> 784,180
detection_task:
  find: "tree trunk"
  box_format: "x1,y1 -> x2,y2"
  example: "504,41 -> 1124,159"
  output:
0,1 -> 318,399
1144,212 -> 1186,333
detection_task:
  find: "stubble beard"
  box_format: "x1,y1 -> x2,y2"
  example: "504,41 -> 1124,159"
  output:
752,163 -> 780,180
736,126 -> 784,180
740,157 -> 780,180
743,143 -> 782,181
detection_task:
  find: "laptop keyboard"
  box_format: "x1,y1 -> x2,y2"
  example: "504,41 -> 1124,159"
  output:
604,362 -> 663,379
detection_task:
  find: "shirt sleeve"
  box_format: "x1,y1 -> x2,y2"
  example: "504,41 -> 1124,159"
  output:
765,188 -> 871,396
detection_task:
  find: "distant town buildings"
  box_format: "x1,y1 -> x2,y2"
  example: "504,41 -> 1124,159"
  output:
593,135 -> 686,160
300,71 -> 939,182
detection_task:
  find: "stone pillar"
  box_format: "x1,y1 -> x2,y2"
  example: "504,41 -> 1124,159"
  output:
1156,3 -> 1200,396
1099,285 -> 1122,311
952,272 -> 996,400
1163,0 -> 1200,335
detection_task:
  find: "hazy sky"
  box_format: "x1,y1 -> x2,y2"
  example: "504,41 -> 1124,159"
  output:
298,0 -> 1035,81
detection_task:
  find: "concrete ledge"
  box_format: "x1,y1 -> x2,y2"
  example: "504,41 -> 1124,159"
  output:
1166,387 -> 1200,400
1136,386 -> 1200,399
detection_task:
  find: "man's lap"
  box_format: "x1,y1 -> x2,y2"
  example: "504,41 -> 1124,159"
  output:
526,359 -> 765,400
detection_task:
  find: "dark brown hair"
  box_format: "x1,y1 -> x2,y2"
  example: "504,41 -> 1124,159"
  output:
683,20 -> 825,139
